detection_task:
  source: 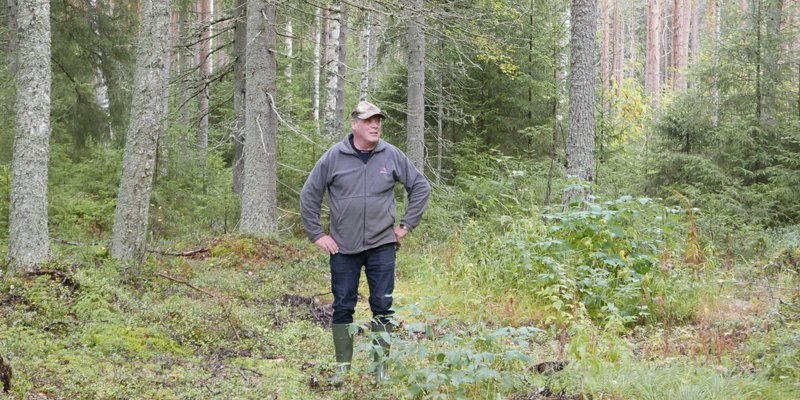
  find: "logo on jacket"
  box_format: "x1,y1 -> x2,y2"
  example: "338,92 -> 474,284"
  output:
378,167 -> 387,174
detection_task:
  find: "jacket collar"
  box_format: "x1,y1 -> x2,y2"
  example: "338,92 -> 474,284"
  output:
337,132 -> 387,155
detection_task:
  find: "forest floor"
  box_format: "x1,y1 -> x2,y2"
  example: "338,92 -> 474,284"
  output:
1,234 -> 798,399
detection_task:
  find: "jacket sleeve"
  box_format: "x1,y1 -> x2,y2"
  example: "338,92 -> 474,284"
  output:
300,152 -> 330,243
396,150 -> 431,230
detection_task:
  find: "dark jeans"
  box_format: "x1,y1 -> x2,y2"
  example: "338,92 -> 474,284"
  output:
330,243 -> 396,325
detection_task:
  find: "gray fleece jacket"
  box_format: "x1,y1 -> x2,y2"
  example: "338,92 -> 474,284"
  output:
300,133 -> 431,254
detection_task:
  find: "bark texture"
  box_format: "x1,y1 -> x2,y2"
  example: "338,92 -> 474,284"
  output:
312,6 -> 322,135
239,0 -> 278,234
110,0 -> 171,262
406,0 -> 426,172
232,0 -> 246,194
646,0 -> 661,105
564,0 -> 597,207
323,2 -> 340,137
8,0 -> 51,271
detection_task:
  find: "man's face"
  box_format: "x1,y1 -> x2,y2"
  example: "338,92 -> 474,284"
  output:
351,115 -> 382,147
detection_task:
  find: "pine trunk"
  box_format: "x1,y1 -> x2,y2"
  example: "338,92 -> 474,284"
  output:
239,0 -> 278,234
110,0 -> 171,262
564,0 -> 597,207
232,0 -> 246,195
646,0 -> 661,106
690,0 -> 699,66
406,0 -> 426,172
601,0 -> 610,107
8,0 -> 51,272
613,0 -> 624,89
197,0 -> 210,157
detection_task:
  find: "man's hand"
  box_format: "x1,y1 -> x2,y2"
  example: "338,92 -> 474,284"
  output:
314,235 -> 339,255
393,226 -> 409,249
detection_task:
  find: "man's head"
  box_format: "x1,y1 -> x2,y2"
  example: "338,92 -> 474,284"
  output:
350,101 -> 385,150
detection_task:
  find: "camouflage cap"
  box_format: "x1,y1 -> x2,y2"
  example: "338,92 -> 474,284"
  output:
351,101 -> 386,120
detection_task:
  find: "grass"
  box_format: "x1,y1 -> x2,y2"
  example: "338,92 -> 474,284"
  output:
1,228 -> 798,399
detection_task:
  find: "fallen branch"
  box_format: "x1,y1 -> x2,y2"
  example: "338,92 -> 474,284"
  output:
54,238 -> 210,258
155,272 -> 229,300
26,269 -> 80,291
148,247 -> 210,257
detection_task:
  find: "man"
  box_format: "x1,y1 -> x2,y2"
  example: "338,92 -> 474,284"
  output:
300,101 -> 430,383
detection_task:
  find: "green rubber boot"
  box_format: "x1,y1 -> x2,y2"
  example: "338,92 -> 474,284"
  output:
371,321 -> 392,383
330,323 -> 353,387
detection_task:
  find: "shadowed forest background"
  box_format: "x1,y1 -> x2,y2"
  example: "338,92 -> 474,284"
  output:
0,0 -> 799,398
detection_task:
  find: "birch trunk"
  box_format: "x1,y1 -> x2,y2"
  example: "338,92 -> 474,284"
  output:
110,0 -> 171,262
285,18 -> 293,97
335,3 -> 348,136
312,6 -> 322,136
89,0 -> 113,140
360,11 -> 372,101
239,0 -> 278,234
406,0 -> 426,172
564,0 -> 597,207
8,0 -> 51,272
232,0 -> 246,194
323,2 -> 340,137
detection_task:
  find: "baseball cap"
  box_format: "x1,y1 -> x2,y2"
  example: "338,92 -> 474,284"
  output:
351,101 -> 386,120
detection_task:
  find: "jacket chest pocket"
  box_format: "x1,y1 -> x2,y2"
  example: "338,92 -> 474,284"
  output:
369,168 -> 396,195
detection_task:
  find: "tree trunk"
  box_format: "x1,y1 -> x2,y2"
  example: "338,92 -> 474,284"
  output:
689,0 -> 699,66
89,0 -> 113,141
178,10 -> 191,127
197,0 -> 210,157
711,0 -> 721,126
8,0 -> 51,272
6,0 -> 17,74
312,6 -> 322,136
545,5 -> 569,206
672,0 -> 689,91
646,0 -> 661,106
564,0 -> 597,207
239,0 -> 278,234
613,0 -> 624,89
335,3 -> 348,135
740,0 -> 749,28
158,10 -> 177,180
232,0 -> 246,195
406,0 -> 426,172
110,0 -> 171,262
761,0 -> 784,127
360,10 -> 372,101
601,0 -> 610,107
285,18 -> 293,100
323,2 -> 340,137
628,2 -> 637,80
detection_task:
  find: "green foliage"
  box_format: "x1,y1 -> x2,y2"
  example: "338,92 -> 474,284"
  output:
452,195 -> 701,325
